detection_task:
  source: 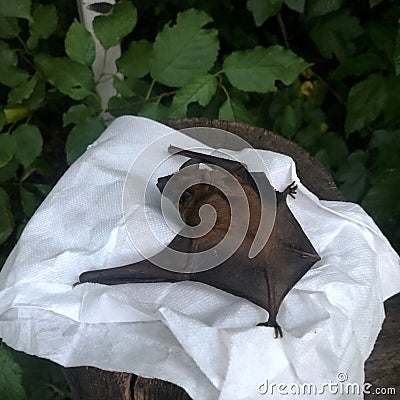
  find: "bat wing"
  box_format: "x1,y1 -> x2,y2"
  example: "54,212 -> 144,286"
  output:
77,259 -> 189,286
76,234 -> 218,285
191,237 -> 270,311
260,192 -> 321,326
192,186 -> 320,337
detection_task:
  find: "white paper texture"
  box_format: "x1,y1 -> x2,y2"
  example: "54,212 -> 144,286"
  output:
0,116 -> 399,400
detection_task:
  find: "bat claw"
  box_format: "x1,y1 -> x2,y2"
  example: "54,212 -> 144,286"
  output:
274,324 -> 283,338
72,281 -> 81,288
257,321 -> 283,338
283,181 -> 297,199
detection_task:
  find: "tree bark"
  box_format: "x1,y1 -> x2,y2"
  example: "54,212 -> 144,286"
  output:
63,119 -> 399,399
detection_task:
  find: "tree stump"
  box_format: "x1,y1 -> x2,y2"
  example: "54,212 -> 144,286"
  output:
63,119 -> 399,399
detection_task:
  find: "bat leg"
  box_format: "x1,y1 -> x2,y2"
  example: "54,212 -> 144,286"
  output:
257,320 -> 283,338
256,270 -> 283,337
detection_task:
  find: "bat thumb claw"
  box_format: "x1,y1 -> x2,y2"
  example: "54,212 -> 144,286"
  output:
283,182 -> 298,199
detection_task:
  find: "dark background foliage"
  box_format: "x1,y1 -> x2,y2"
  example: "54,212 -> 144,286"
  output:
0,0 -> 399,398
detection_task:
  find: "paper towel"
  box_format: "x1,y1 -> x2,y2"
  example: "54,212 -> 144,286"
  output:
0,116 -> 399,400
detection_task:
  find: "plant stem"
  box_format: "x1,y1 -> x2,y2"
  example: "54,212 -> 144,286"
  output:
277,11 -> 290,49
312,71 -> 346,105
145,79 -> 156,101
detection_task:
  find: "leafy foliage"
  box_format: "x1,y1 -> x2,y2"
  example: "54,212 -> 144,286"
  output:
0,0 -> 399,398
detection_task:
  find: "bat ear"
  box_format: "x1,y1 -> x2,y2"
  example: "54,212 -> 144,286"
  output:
156,174 -> 172,193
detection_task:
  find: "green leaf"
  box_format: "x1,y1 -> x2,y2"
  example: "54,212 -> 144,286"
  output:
108,95 -> 144,117
307,0 -> 343,17
12,124 -> 43,168
20,187 -> 40,216
310,10 -> 363,61
170,74 -> 217,118
65,19 -> 95,66
284,0 -> 305,13
247,0 -> 283,26
0,188 -> 15,244
362,174 -> 400,232
20,158 -> 51,181
274,103 -> 301,138
295,126 -> 321,153
21,78 -> 45,110
331,53 -> 385,80
7,74 -> 38,105
345,74 -> 387,134
117,40 -> 152,79
93,0 -> 137,49
0,157 -> 19,183
0,134 -> 16,168
320,131 -> 349,168
223,45 -> 310,93
336,151 -> 369,201
369,0 -> 384,8
366,21 -> 397,60
66,117 -> 106,165
314,148 -> 330,170
0,109 -> 5,131
138,103 -> 169,121
368,130 -> 400,172
383,75 -> 400,125
0,16 -> 20,38
0,40 -> 18,65
0,41 -> 29,87
113,76 -> 137,97
369,129 -> 400,150
63,104 -> 95,127
0,64 -> 29,87
0,0 -> 31,21
150,9 -> 219,87
394,25 -> 400,75
27,4 -> 57,49
218,97 -> 254,124
35,54 -> 94,100
0,348 -> 25,399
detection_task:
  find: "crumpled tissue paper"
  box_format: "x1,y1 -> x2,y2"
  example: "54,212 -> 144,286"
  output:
0,116 -> 399,400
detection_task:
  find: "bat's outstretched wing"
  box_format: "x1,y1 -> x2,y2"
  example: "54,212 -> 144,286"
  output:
168,145 -> 264,193
257,185 -> 320,334
76,259 -> 189,286
76,234 -> 217,285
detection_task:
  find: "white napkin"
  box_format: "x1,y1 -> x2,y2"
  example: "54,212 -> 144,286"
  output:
0,116 -> 399,400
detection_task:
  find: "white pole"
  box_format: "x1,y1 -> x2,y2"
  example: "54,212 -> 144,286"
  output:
76,1 -> 121,123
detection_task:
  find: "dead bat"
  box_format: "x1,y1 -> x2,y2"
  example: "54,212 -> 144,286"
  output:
76,146 -> 321,337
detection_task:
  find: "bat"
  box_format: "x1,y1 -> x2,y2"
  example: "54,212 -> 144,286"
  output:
75,146 -> 321,337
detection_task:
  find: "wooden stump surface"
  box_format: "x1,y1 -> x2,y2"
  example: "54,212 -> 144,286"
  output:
63,119 -> 399,399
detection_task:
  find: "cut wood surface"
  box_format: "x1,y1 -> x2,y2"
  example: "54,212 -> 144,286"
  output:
63,119 -> 399,399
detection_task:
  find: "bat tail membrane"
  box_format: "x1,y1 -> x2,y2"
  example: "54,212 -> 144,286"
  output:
75,260 -> 189,286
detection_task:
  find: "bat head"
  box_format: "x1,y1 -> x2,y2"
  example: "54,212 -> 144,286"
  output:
157,167 -> 226,227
